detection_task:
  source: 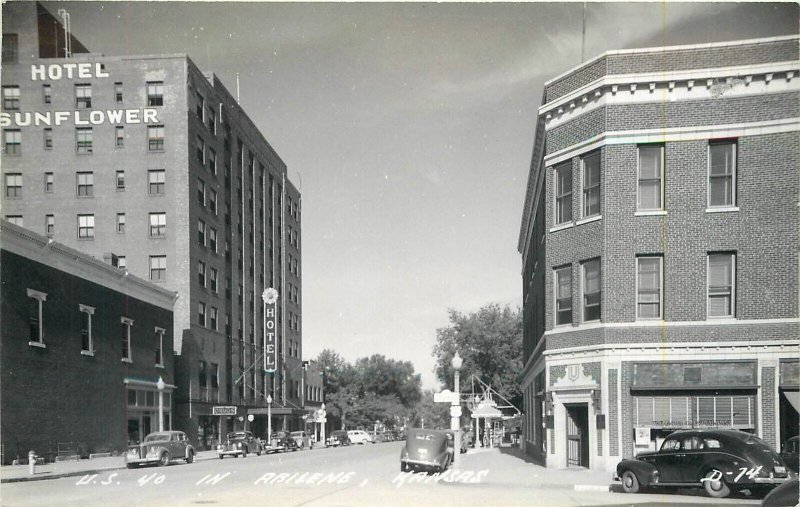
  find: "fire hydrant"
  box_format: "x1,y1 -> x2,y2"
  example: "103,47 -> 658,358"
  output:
28,450 -> 37,475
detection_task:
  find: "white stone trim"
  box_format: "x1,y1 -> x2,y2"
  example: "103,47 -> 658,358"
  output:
543,117 -> 800,166
549,222 -> 574,233
28,341 -> 46,349
706,206 -> 740,213
575,215 -> 602,226
544,35 -> 799,87
545,317 -> 799,336
634,210 -> 667,217
543,339 -> 798,360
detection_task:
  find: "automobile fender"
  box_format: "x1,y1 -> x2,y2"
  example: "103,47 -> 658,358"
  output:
699,459 -> 740,485
618,459 -> 658,486
185,445 -> 195,459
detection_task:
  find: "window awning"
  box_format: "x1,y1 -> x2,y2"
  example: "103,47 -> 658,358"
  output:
783,391 -> 800,414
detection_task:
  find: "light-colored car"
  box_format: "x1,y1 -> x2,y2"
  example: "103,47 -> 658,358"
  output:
290,431 -> 314,450
347,430 -> 373,445
126,431 -> 195,468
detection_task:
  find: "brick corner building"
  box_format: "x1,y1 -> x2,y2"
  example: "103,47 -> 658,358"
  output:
517,36 -> 799,472
1,2 -> 308,451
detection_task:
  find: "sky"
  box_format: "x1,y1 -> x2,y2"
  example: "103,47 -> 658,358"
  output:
43,1 -> 799,390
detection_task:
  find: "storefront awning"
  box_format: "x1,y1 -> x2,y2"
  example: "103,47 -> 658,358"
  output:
471,404 -> 503,419
783,391 -> 800,414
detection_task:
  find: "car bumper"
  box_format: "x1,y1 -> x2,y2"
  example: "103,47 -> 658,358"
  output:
402,458 -> 443,469
217,449 -> 244,457
753,477 -> 792,484
125,457 -> 159,465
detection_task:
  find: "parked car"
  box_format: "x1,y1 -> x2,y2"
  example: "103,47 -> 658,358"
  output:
217,431 -> 262,459
761,477 -> 799,507
779,436 -> 799,473
291,431 -> 314,450
615,429 -> 792,498
400,429 -> 453,473
126,431 -> 195,468
347,430 -> 373,445
327,430 -> 351,447
269,431 -> 298,452
369,431 -> 389,443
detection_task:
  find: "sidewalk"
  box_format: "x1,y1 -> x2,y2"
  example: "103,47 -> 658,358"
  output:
0,450 -> 219,483
459,445 -> 615,492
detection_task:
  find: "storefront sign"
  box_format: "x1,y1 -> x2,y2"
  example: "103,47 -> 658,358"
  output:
632,361 -> 756,389
212,406 -> 237,416
635,427 -> 650,446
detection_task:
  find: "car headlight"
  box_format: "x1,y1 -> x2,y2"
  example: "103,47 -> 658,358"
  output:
217,444 -> 223,450
237,443 -> 242,448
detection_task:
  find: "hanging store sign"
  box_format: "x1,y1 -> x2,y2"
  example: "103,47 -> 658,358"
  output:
263,288 -> 278,373
212,406 -> 237,416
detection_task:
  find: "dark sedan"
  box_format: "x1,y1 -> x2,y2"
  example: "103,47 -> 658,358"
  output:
615,429 -> 792,498
327,430 -> 351,447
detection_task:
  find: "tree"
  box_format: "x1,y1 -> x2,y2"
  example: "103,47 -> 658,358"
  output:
409,390 -> 449,429
432,304 -> 523,407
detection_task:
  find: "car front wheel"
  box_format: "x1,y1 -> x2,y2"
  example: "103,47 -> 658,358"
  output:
158,452 -> 170,467
621,470 -> 640,493
703,469 -> 730,498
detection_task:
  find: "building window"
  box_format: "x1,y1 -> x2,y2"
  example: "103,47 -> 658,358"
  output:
77,214 -> 95,239
198,220 -> 206,245
43,128 -> 53,149
4,129 -> 21,155
77,172 -> 94,196
116,170 -> 125,190
554,266 -> 572,326
118,256 -> 126,269
148,125 -> 164,151
148,169 -> 165,195
198,302 -> 206,327
209,189 -> 217,214
5,173 -> 22,197
116,213 -> 126,233
79,304 -> 95,354
44,172 -> 54,192
209,148 -> 217,174
198,260 -> 206,287
5,215 -> 23,226
209,227 -> 217,252
115,126 -> 124,148
196,136 -> 205,164
196,92 -> 204,120
114,82 -> 123,103
207,107 -> 216,133
149,255 -> 166,281
27,289 -> 47,345
76,127 -> 93,153
75,84 -> 92,108
199,360 -> 208,398
42,84 -> 51,104
149,212 -> 166,237
121,317 -> 134,362
155,327 -> 165,367
637,145 -> 664,211
45,214 -> 54,237
709,142 -> 736,207
708,253 -> 735,318
209,268 -> 218,292
3,86 -> 20,110
637,256 -> 663,319
582,258 -> 601,322
147,81 -> 163,106
197,178 -> 205,206
210,307 -> 218,330
554,161 -> 572,225
1,34 -> 18,63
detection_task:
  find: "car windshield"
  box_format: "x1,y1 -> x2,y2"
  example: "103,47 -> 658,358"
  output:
228,432 -> 247,439
291,431 -> 303,436
745,435 -> 770,447
144,433 -> 171,443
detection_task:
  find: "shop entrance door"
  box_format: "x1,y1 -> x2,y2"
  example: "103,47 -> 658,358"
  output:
566,404 -> 589,467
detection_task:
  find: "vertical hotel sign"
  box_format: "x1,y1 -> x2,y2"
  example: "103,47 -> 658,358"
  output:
262,288 -> 278,373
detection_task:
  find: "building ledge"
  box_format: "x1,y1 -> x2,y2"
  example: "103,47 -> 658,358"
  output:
706,206 -> 740,213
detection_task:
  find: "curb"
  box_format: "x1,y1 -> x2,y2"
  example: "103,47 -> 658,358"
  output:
1,454 -> 219,483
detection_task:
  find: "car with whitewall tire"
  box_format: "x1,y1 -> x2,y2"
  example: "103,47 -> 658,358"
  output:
126,431 -> 195,468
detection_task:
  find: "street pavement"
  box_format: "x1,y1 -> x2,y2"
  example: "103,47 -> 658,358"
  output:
0,442 -> 764,507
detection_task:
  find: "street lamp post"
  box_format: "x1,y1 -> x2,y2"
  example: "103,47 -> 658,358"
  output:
320,403 -> 327,446
157,376 -> 166,432
474,395 -> 482,448
451,351 -> 463,466
266,394 -> 273,441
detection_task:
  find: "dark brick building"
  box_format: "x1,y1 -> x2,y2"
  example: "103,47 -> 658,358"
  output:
0,220 -> 177,463
517,36 -> 799,471
1,2 -> 308,450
